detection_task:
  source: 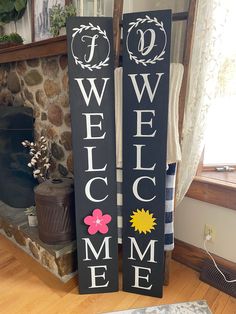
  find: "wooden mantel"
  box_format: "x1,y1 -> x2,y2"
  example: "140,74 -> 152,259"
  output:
0,36 -> 67,64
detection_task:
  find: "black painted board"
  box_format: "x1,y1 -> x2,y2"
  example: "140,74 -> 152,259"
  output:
122,10 -> 172,297
66,17 -> 118,294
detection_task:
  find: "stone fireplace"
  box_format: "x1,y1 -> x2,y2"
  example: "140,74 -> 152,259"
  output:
0,55 -> 73,178
0,52 -> 77,282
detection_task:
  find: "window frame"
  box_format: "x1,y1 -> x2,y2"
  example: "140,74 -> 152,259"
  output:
187,149 -> 236,210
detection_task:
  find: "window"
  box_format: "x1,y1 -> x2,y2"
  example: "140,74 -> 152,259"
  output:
187,2 -> 236,209
204,96 -> 236,168
203,4 -> 236,169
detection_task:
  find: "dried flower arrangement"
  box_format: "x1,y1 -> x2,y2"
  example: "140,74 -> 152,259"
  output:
22,136 -> 51,181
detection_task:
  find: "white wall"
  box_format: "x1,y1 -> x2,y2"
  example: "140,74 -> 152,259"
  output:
175,197 -> 236,263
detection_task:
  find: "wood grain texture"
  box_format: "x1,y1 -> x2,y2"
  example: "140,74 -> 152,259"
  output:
113,0 -> 123,67
222,297 -> 236,314
201,171 -> 236,184
164,251 -> 172,285
173,239 -> 236,273
0,234 -> 232,314
0,36 -> 67,64
187,176 -> 236,211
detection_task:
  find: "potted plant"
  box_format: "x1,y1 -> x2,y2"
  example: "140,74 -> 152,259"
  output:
25,206 -> 38,227
0,32 -> 23,48
0,0 -> 28,32
49,3 -> 76,37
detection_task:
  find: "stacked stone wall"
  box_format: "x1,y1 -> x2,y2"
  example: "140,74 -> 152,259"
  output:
0,55 -> 73,178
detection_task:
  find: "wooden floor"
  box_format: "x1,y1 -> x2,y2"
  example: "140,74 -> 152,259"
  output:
0,234 -> 235,314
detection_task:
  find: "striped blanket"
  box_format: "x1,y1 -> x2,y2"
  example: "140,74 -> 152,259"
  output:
117,163 -> 176,251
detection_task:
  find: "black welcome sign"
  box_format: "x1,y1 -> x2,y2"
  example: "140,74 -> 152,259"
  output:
122,11 -> 171,297
66,17 -> 118,294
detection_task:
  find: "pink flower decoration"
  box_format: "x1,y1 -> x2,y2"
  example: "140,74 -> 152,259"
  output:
84,209 -> 112,235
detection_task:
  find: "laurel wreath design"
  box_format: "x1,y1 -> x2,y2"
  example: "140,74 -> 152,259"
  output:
71,23 -> 110,71
126,15 -> 167,66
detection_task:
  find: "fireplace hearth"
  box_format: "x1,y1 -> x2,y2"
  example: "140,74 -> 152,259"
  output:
0,200 -> 77,281
0,52 -> 75,281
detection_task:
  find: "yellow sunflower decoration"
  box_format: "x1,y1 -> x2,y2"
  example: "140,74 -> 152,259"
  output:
130,208 -> 157,234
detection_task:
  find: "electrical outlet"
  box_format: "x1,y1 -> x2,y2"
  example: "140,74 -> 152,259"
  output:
204,224 -> 216,241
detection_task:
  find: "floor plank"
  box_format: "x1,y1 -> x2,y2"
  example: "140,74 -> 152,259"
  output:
222,297 -> 236,314
212,292 -> 230,314
0,234 -> 235,314
203,286 -> 221,307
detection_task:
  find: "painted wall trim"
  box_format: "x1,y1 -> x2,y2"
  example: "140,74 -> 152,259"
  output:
187,176 -> 236,211
173,239 -> 236,273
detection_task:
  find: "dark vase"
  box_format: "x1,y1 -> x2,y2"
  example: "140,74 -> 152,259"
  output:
34,178 -> 76,244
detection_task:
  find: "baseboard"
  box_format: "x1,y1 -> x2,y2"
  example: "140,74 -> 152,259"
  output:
173,239 -> 236,273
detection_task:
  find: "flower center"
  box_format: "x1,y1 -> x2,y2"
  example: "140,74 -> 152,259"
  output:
95,218 -> 101,225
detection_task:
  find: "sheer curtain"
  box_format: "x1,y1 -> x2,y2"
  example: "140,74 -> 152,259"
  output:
176,0 -> 230,205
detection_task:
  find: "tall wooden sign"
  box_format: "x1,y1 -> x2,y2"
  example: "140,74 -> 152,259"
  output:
67,17 -> 118,294
122,10 -> 171,297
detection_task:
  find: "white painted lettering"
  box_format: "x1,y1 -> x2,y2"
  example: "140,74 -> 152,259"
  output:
75,78 -> 109,106
133,144 -> 156,171
85,146 -> 107,172
128,237 -> 157,263
88,265 -> 109,288
83,113 -> 106,140
132,266 -> 152,290
129,73 -> 164,103
137,29 -> 156,56
85,177 -> 108,202
134,110 -> 156,138
82,237 -> 112,261
81,35 -> 98,63
133,176 -> 156,202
